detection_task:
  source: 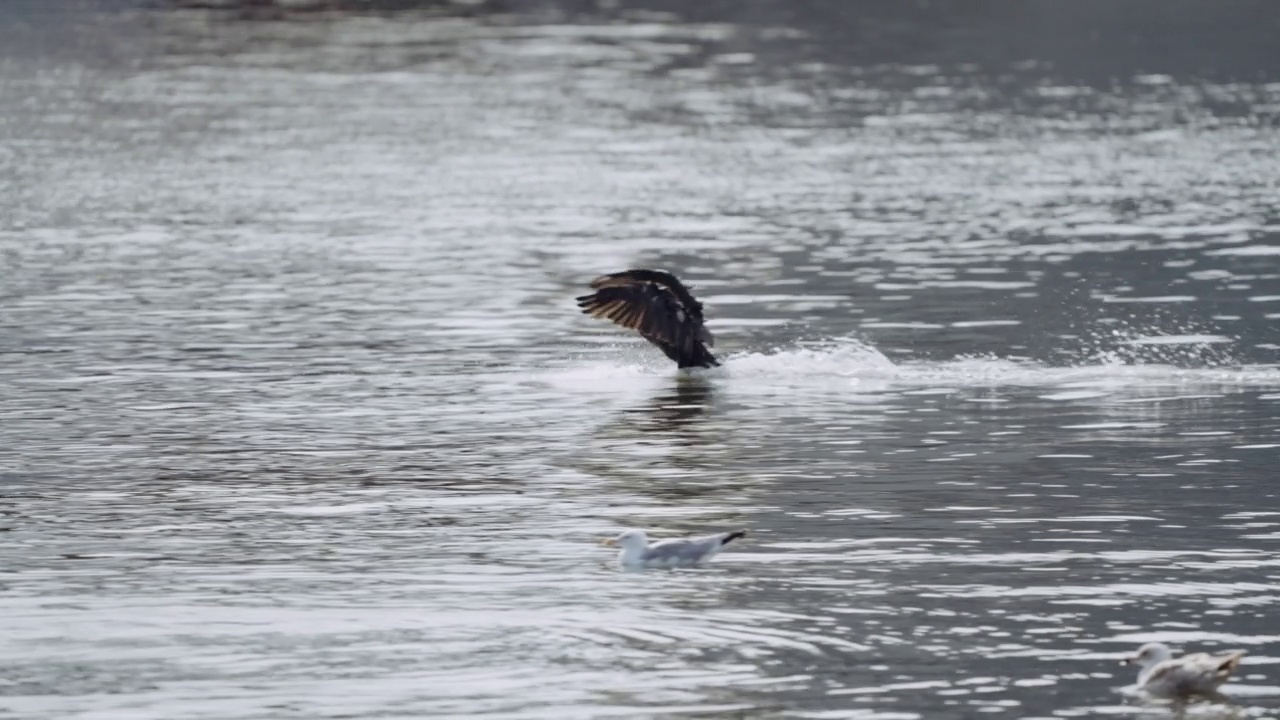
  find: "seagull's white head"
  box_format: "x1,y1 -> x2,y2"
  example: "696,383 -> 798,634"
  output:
603,529 -> 649,552
1122,642 -> 1172,669
602,530 -> 650,566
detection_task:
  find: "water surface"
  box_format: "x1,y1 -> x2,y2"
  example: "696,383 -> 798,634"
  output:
3,3 -> 1280,718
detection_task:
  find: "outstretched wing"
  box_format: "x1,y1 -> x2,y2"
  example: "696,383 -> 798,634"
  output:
577,283 -> 693,351
577,269 -> 718,368
590,269 -> 690,296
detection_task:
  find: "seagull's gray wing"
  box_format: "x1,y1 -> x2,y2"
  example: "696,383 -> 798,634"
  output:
642,531 -> 745,565
1143,652 -> 1245,697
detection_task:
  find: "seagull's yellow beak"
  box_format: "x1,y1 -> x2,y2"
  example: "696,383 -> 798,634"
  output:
601,537 -> 618,547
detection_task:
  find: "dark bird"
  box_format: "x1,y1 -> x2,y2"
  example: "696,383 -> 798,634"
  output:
576,269 -> 718,369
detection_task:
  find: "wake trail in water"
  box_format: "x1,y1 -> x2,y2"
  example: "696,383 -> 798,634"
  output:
549,336 -> 1280,395
724,339 -> 1280,388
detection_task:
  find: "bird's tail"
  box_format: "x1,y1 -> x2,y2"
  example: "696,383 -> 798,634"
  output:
1215,652 -> 1246,679
721,530 -> 747,546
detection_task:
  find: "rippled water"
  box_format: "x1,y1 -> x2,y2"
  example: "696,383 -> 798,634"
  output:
3,3 -> 1280,718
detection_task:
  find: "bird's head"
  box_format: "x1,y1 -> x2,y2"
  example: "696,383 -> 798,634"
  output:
601,529 -> 649,551
1122,642 -> 1172,668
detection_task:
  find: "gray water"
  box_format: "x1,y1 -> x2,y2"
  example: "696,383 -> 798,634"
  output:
3,3 -> 1280,719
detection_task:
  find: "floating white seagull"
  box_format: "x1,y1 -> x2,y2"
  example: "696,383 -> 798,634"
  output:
1122,642 -> 1245,700
576,269 -> 718,369
603,528 -> 746,569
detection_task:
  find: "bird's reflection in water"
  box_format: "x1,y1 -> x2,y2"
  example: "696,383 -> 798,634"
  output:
1119,688 -> 1251,720
1173,698 -> 1251,719
587,374 -> 739,503
633,374 -> 716,430
590,375 -> 719,447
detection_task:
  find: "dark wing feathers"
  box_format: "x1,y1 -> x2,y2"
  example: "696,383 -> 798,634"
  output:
590,269 -> 703,316
578,284 -> 681,345
588,273 -> 638,290
590,269 -> 685,293
576,271 -> 718,369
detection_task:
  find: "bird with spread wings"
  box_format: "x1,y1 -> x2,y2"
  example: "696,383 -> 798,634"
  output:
576,269 -> 718,369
